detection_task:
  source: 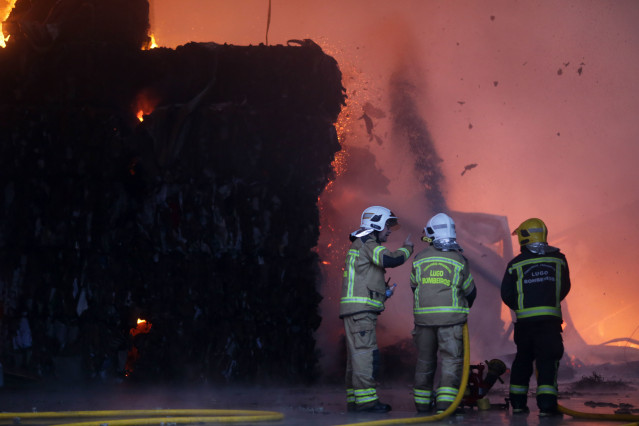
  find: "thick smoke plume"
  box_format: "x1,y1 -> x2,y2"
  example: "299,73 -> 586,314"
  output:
389,70 -> 446,215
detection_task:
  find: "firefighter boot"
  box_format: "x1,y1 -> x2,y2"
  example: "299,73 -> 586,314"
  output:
357,400 -> 392,413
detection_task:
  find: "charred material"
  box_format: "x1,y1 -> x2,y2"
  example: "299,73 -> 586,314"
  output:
0,0 -> 345,385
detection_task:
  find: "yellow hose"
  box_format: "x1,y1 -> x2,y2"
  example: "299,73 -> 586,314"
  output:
335,322 -> 471,426
0,408 -> 284,425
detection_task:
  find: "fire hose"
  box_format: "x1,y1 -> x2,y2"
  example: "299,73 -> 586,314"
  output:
335,322 -> 471,426
0,408 -> 284,425
541,366 -> 639,422
525,357 -> 639,423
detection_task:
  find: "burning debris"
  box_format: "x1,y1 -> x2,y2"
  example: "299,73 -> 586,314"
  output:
0,0 -> 345,385
584,401 -> 638,415
570,371 -> 635,392
461,163 -> 478,176
567,371 -> 639,415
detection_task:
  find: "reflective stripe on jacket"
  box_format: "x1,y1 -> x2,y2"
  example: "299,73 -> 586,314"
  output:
501,247 -> 571,323
410,245 -> 475,326
339,236 -> 413,318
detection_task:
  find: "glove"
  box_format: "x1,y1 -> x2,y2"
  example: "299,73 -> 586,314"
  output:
385,283 -> 397,298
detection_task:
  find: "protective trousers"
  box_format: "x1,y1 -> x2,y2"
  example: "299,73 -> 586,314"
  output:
344,312 -> 380,409
413,324 -> 464,412
509,321 -> 564,412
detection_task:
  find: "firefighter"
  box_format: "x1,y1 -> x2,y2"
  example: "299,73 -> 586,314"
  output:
410,213 -> 476,413
501,218 -> 571,417
339,205 -> 413,413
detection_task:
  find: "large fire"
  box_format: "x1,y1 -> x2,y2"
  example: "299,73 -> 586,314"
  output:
135,34 -> 159,121
0,0 -> 17,48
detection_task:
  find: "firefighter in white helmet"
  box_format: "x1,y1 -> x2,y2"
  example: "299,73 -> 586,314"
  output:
339,205 -> 413,413
410,212 -> 476,413
501,218 -> 571,417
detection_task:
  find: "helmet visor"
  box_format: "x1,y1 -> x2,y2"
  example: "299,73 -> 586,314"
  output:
387,212 -> 399,230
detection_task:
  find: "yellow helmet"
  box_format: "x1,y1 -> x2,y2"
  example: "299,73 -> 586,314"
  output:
512,218 -> 547,245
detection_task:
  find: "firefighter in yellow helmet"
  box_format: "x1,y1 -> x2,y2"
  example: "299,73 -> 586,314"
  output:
339,206 -> 413,413
501,218 -> 571,417
410,213 -> 476,413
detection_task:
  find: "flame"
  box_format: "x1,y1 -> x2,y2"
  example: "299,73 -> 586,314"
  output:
130,317 -> 152,336
568,354 -> 584,369
315,40 -> 379,194
0,0 -> 18,48
142,33 -> 158,50
321,106 -> 348,193
125,318 -> 152,377
134,90 -> 159,122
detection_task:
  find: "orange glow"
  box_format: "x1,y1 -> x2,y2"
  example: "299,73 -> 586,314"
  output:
569,355 -> 584,369
126,318 -> 152,377
0,0 -> 17,48
138,0 -> 639,366
134,90 -> 160,123
322,95 -> 350,192
124,346 -> 139,377
142,33 -> 158,50
130,318 -> 152,337
605,341 -> 639,351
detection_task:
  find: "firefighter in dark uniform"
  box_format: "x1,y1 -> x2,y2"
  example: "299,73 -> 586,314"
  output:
339,205 -> 413,413
501,218 -> 571,417
410,213 -> 476,413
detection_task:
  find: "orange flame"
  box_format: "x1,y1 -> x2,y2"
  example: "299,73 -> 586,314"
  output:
134,90 -> 159,122
130,318 -> 152,337
0,0 -> 18,48
125,318 -> 152,377
142,33 -> 158,50
568,354 -> 584,369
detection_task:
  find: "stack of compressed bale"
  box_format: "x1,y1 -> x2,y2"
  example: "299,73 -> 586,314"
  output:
0,0 -> 345,384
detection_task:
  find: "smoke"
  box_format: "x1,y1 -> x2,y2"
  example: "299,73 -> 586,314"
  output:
389,68 -> 447,215
150,0 -> 639,370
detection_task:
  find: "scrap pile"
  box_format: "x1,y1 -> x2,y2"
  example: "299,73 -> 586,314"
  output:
0,0 -> 345,384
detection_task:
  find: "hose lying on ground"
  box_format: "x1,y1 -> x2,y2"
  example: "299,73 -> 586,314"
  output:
335,322 -> 471,426
0,408 -> 284,425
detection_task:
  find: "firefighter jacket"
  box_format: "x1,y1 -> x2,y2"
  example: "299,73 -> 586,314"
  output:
501,246 -> 571,323
339,234 -> 413,318
410,245 -> 476,326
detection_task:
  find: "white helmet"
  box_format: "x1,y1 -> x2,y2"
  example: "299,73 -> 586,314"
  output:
424,213 -> 456,241
352,205 -> 398,237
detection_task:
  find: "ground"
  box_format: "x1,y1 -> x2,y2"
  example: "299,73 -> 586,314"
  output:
1,371 -> 638,426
